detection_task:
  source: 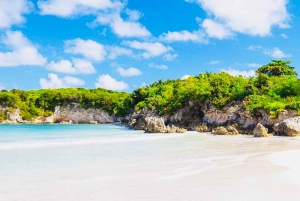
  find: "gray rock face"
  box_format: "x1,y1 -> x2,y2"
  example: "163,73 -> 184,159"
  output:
126,102 -> 298,134
273,117 -> 300,136
53,104 -> 115,123
144,116 -> 186,133
253,123 -> 271,137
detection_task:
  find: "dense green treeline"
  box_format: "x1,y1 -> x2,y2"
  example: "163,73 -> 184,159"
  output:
1,60 -> 300,120
0,88 -> 130,120
131,60 -> 300,117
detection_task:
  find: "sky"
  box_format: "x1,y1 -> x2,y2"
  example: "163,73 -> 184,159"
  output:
0,0 -> 299,91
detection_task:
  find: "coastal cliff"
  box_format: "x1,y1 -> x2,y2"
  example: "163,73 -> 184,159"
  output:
125,101 -> 298,134
0,103 -> 116,124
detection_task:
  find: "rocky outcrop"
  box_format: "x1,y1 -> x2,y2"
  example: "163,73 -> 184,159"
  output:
253,123 -> 272,137
51,104 -> 115,123
143,116 -> 186,133
212,126 -> 239,135
0,103 -> 116,124
0,107 -> 23,124
126,101 -> 299,134
273,117 -> 300,136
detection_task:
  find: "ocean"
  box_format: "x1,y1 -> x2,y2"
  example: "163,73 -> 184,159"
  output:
1,124 -> 300,201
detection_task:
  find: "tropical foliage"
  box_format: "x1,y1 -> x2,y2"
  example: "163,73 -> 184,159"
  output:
0,60 -> 299,120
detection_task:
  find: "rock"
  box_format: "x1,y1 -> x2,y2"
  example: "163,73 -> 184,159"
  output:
273,117 -> 300,136
89,120 -> 98,124
53,104 -> 115,123
6,108 -> 22,123
195,124 -> 209,132
144,116 -> 186,133
226,126 -> 239,135
253,123 -> 271,137
212,127 -> 228,135
212,125 -> 239,135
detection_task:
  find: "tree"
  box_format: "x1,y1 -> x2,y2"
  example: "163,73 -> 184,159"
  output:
256,60 -> 298,76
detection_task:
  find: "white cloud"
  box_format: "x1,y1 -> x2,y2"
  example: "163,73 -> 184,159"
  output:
159,30 -> 207,43
0,0 -> 32,29
38,0 -> 122,17
222,68 -> 255,77
107,45 -> 133,59
123,40 -> 173,58
281,33 -> 288,38
64,38 -> 106,61
46,58 -> 96,74
95,9 -> 151,38
95,74 -> 128,91
148,63 -> 168,70
263,47 -> 291,58
246,63 -> 261,68
116,67 -> 142,77
0,31 -> 47,67
202,19 -> 233,39
181,75 -> 191,80
163,53 -> 178,61
207,60 -> 220,65
247,45 -> 263,50
189,0 -> 290,37
40,73 -> 85,88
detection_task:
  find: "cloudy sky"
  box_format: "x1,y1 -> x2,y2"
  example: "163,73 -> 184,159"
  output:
0,0 -> 299,91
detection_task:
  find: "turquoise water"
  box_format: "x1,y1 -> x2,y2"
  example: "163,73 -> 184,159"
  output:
1,124 -> 300,201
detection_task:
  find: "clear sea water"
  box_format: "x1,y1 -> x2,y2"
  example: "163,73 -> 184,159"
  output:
1,124 -> 300,201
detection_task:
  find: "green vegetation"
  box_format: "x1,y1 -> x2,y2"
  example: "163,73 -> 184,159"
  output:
0,60 -> 300,120
0,88 -> 130,120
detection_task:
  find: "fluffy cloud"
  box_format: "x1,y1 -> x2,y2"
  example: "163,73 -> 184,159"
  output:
46,58 -> 96,74
116,67 -> 142,77
263,47 -> 291,58
95,9 -> 151,38
248,45 -> 290,58
123,41 -> 173,58
202,19 -> 233,39
281,33 -> 288,38
95,74 -> 128,91
38,0 -> 122,17
107,45 -> 134,59
0,31 -> 47,67
181,75 -> 191,80
148,63 -> 168,70
189,0 -> 290,38
163,53 -> 178,61
64,39 -> 106,61
159,30 -> 207,43
222,68 -> 255,77
0,0 -> 32,29
40,73 -> 85,88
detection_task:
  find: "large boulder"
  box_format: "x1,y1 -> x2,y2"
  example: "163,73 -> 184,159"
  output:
144,116 -> 186,133
253,123 -> 272,137
273,117 -> 300,136
212,126 -> 239,135
195,124 -> 209,132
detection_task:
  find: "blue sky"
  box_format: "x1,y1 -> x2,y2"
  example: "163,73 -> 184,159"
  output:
0,0 -> 299,91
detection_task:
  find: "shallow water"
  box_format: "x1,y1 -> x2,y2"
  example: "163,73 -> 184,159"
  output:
1,124 -> 300,201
